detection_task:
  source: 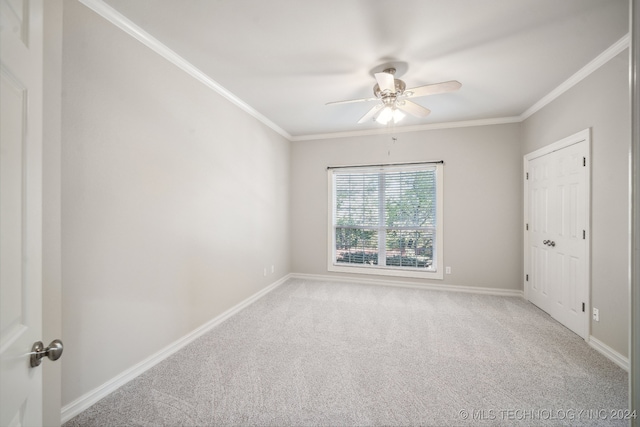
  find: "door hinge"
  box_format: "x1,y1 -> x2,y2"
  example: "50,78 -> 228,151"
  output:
583,230 -> 586,239
526,274 -> 529,282
526,223 -> 529,231
526,172 -> 529,180
582,302 -> 585,312
583,157 -> 586,167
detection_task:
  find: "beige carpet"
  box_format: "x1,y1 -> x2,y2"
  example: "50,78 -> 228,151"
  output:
64,278 -> 629,426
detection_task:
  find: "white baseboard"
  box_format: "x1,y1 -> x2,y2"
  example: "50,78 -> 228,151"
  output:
588,335 -> 630,371
60,273 -> 627,423
294,273 -> 632,371
289,272 -> 524,298
60,274 -> 291,423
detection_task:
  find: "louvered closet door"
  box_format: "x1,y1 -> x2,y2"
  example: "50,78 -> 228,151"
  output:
527,140 -> 588,339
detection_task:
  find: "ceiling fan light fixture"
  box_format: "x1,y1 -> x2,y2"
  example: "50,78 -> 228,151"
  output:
392,108 -> 405,122
374,106 -> 405,125
374,106 -> 393,124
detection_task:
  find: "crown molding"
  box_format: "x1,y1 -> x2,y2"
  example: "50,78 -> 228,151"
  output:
77,0 -> 292,141
76,0 -> 629,143
520,33 -> 630,121
290,116 -> 522,141
293,34 -> 630,142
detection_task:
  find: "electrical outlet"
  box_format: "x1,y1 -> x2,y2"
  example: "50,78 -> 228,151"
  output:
445,266 -> 451,274
592,307 -> 599,322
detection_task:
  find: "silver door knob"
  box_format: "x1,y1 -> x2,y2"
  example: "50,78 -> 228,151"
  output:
30,339 -> 63,367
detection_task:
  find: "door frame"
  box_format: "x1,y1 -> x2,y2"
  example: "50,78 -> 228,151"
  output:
523,128 -> 591,340
42,1 -> 64,424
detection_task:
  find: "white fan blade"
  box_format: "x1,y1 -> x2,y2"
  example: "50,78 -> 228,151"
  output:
357,104 -> 384,124
397,100 -> 431,117
374,72 -> 395,93
405,80 -> 461,98
326,96 -> 378,106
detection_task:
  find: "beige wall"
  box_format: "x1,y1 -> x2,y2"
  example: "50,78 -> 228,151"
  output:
521,50 -> 630,356
291,49 -> 631,358
57,0 -> 630,412
291,124 -> 523,290
61,1 -> 291,406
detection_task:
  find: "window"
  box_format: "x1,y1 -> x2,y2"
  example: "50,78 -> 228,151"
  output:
328,162 -> 443,279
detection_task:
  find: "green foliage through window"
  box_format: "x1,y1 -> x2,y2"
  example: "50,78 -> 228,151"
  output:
332,166 -> 437,271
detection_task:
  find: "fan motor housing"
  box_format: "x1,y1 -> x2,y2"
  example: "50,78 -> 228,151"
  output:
374,79 -> 406,99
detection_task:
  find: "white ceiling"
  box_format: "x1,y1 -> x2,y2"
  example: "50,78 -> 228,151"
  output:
100,0 -> 629,139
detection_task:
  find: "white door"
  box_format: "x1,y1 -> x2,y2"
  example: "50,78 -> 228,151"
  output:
528,153 -> 553,311
526,133 -> 590,339
1,0 -> 45,426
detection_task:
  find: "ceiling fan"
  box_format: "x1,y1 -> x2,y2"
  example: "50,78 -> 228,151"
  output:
326,67 -> 461,125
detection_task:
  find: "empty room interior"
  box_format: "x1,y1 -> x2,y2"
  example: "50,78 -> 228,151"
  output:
2,0 -> 639,426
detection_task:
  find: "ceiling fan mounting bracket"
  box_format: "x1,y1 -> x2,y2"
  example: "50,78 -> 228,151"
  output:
369,62 -> 409,78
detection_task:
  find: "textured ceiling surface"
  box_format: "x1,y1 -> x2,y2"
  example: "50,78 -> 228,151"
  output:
103,0 -> 629,138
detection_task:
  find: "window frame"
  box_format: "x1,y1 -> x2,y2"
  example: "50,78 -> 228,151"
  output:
327,162 -> 444,280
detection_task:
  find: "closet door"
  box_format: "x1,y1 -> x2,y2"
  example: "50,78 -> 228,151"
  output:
528,153 -> 554,314
526,136 -> 589,339
549,142 -> 588,337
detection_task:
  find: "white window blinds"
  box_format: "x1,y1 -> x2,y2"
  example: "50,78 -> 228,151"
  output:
329,163 -> 443,278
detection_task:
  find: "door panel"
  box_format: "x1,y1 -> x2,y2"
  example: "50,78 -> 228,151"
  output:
0,68 -> 27,345
554,142 -> 588,335
529,155 -> 553,310
0,0 -> 44,425
526,139 -> 589,339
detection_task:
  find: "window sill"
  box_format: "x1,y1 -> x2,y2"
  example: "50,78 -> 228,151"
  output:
328,263 -> 444,280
